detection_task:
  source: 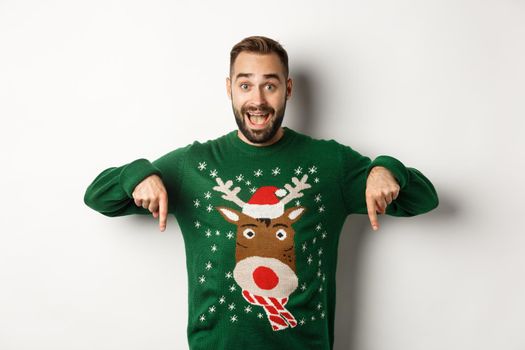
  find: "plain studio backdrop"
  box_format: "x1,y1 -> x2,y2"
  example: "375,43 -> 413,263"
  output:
1,0 -> 524,349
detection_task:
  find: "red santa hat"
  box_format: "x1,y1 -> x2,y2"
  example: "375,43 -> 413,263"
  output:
242,186 -> 287,219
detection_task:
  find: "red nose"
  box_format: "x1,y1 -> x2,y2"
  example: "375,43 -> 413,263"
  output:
252,266 -> 279,290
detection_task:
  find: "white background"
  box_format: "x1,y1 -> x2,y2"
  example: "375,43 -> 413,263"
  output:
1,0 -> 524,349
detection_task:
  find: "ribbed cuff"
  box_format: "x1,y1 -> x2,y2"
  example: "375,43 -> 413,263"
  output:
367,155 -> 409,189
119,158 -> 162,197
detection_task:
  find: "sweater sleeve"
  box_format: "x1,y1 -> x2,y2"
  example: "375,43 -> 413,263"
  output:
339,144 -> 439,217
83,144 -> 190,217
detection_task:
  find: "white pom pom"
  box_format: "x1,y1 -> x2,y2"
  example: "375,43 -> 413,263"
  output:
275,189 -> 287,197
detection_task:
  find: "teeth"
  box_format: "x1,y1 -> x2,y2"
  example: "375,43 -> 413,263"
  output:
247,113 -> 269,125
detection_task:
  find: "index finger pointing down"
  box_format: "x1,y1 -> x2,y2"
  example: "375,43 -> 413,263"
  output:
366,196 -> 379,231
159,194 -> 168,232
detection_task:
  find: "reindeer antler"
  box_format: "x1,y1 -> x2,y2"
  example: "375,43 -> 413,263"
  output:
213,177 -> 246,208
280,174 -> 311,205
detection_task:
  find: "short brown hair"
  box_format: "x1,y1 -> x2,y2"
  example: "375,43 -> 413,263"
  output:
230,36 -> 289,78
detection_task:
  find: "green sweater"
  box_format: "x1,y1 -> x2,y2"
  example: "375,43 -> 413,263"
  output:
84,127 -> 438,350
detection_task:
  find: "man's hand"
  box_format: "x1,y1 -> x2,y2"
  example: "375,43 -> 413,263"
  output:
132,174 -> 168,232
366,166 -> 400,231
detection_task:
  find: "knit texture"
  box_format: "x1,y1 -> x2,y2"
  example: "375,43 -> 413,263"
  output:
84,127 -> 438,350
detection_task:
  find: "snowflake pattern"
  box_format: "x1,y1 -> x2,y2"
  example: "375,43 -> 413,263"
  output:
192,162 -> 331,326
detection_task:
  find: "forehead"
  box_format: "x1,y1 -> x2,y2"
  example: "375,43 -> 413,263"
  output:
232,52 -> 285,79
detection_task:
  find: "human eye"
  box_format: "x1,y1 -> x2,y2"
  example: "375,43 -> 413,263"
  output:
240,83 -> 250,90
265,83 -> 276,91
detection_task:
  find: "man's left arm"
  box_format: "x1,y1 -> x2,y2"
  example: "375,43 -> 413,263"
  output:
340,145 -> 439,230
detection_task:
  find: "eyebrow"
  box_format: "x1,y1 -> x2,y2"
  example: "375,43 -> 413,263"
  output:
235,73 -> 282,82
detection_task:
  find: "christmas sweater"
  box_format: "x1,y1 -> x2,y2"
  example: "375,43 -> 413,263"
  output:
84,126 -> 438,350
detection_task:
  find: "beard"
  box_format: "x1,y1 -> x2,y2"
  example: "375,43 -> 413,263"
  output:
232,97 -> 287,144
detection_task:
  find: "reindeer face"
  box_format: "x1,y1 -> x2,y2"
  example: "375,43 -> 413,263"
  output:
216,206 -> 305,298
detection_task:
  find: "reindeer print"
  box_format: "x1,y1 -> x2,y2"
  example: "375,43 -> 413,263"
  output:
213,174 -> 311,331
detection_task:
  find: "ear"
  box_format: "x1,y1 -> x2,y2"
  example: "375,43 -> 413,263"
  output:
216,206 -> 241,224
284,206 -> 305,224
226,77 -> 232,100
286,77 -> 293,100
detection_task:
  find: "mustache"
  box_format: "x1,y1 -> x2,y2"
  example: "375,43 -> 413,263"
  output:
242,105 -> 274,114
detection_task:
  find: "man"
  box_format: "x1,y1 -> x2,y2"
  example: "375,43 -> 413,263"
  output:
84,36 -> 438,350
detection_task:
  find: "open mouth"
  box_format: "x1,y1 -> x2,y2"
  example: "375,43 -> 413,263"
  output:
245,112 -> 272,128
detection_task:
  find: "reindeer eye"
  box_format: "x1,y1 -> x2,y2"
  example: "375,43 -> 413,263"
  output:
275,229 -> 287,241
243,228 -> 256,239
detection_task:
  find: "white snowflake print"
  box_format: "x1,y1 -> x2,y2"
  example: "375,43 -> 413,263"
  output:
204,191 -> 212,200
301,242 -> 307,252
228,303 -> 236,311
300,283 -> 307,291
308,165 -> 317,174
314,177 -> 320,183
198,275 -> 206,284
193,199 -> 201,208
229,284 -> 236,292
225,271 -> 233,279
319,286 -> 323,293
271,167 -> 281,176
194,221 -> 201,228
294,166 -> 303,175
317,269 -> 322,278
235,174 -> 244,182
320,312 -> 325,319
318,205 -> 325,213
314,193 -> 322,203
209,305 -> 216,313
257,313 -> 264,319
318,248 -> 323,256
245,180 -> 251,186
299,318 -> 306,325
219,296 -> 226,304
230,315 -> 238,323
206,204 -> 213,212
199,314 -> 206,322
205,229 -> 212,238
254,169 -> 263,177
311,316 -> 316,321
313,237 -> 317,244
215,230 -> 220,236
322,231 -> 327,239
322,274 -> 326,282
295,200 -> 301,206
211,244 -> 218,253
318,260 -> 322,267
317,302 -> 322,310
226,231 -> 234,239
249,187 -> 257,193
315,223 -> 322,231
307,255 -> 313,265
205,261 -> 212,270
209,169 -> 218,178
244,305 -> 252,313
197,162 -> 207,171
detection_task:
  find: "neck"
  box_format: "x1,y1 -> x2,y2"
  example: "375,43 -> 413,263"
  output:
237,127 -> 284,147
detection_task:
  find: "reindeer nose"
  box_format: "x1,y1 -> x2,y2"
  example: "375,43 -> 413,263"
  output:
252,266 -> 279,290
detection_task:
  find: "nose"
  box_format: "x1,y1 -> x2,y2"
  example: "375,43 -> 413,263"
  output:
251,87 -> 267,105
252,266 -> 279,290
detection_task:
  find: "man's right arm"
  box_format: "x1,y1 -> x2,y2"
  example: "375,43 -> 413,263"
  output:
83,145 -> 190,219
